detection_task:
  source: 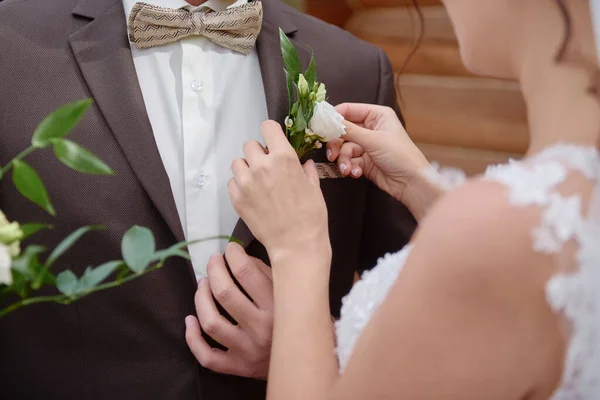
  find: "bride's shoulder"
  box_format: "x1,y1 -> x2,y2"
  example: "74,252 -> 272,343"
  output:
409,178 -> 549,278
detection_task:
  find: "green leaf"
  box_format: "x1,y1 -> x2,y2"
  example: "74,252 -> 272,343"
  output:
56,270 -> 79,298
31,99 -> 93,148
11,245 -> 47,279
20,224 -> 52,240
280,28 -> 302,112
9,269 -> 29,299
80,261 -> 123,290
46,226 -> 103,268
296,103 -> 307,133
52,139 -> 114,175
304,53 -> 317,88
284,69 -> 294,114
12,160 -> 55,215
116,265 -> 131,283
280,28 -> 302,83
122,226 -> 156,274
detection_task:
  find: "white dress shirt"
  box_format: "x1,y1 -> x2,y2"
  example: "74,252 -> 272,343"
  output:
122,0 -> 269,278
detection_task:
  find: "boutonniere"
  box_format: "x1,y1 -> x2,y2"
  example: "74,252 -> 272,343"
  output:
279,29 -> 346,159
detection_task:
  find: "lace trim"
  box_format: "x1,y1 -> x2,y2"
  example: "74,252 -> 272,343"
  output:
335,245 -> 413,372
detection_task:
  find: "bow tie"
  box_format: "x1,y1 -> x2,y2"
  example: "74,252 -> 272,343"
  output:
128,1 -> 263,55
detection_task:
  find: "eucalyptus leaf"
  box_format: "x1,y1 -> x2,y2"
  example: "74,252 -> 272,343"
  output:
80,261 -> 123,290
20,223 -> 52,240
56,270 -> 79,298
52,138 -> 114,175
304,53 -> 317,88
31,99 -> 93,148
12,160 -> 55,215
122,226 -> 155,274
46,226 -> 103,268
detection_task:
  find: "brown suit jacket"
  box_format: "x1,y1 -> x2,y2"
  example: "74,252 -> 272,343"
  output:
0,0 -> 416,398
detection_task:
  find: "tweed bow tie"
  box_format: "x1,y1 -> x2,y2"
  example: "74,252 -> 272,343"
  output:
128,1 -> 263,55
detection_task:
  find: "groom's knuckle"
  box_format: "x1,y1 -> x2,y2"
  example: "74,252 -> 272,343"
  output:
214,285 -> 234,304
199,351 -> 219,370
253,161 -> 269,176
233,262 -> 255,282
240,173 -> 253,187
201,317 -> 220,337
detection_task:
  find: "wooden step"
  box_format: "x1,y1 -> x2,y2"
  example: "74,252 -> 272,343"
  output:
345,6 -> 456,43
398,74 -> 529,153
417,143 -> 522,177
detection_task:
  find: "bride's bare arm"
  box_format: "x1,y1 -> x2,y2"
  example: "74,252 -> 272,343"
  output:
267,181 -> 563,400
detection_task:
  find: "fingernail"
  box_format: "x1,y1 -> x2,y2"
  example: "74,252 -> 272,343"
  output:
185,316 -> 193,328
352,168 -> 359,176
326,149 -> 332,161
340,163 -> 347,173
197,278 -> 207,287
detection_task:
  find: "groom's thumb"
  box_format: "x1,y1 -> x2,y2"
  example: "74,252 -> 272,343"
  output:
342,121 -> 377,152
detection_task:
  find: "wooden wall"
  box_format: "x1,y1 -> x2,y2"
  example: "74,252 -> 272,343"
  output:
305,0 -> 528,175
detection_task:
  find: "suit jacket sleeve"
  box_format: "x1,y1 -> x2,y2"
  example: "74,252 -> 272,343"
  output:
358,48 -> 417,274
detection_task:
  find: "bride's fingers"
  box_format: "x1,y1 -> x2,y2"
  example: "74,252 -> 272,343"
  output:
337,142 -> 364,176
326,138 -> 344,162
303,159 -> 320,187
349,158 -> 365,178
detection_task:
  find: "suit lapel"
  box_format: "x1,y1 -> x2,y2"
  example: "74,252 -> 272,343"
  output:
69,0 -> 187,249
231,0 -> 311,250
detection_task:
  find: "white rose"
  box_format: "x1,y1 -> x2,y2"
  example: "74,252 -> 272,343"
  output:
308,101 -> 346,142
0,243 -> 12,286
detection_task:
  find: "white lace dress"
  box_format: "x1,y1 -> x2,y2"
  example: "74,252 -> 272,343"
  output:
334,143 -> 600,399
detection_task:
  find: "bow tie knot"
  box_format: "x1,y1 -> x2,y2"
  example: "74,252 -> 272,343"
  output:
128,1 -> 263,55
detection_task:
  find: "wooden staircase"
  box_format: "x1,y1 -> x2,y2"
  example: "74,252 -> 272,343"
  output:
327,0 -> 529,175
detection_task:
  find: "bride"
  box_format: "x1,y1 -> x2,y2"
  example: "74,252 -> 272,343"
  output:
190,0 -> 600,398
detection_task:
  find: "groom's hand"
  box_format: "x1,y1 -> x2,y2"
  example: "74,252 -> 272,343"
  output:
185,242 -> 274,380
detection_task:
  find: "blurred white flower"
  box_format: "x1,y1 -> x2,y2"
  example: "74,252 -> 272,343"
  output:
309,101 -> 346,142
0,243 -> 12,285
0,209 -> 22,248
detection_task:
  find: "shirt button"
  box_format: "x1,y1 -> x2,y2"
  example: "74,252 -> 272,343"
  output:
190,80 -> 203,92
195,174 -> 207,187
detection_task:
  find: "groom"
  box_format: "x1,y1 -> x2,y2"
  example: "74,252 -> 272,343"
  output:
0,0 -> 415,398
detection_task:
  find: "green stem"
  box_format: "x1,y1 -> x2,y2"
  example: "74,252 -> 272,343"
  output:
0,146 -> 36,177
0,294 -> 68,318
0,262 -> 164,318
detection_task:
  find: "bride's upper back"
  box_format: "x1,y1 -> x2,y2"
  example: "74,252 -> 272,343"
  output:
480,143 -> 600,399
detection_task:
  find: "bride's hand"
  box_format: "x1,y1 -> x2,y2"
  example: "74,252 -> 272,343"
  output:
327,103 -> 440,220
229,121 -> 331,263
